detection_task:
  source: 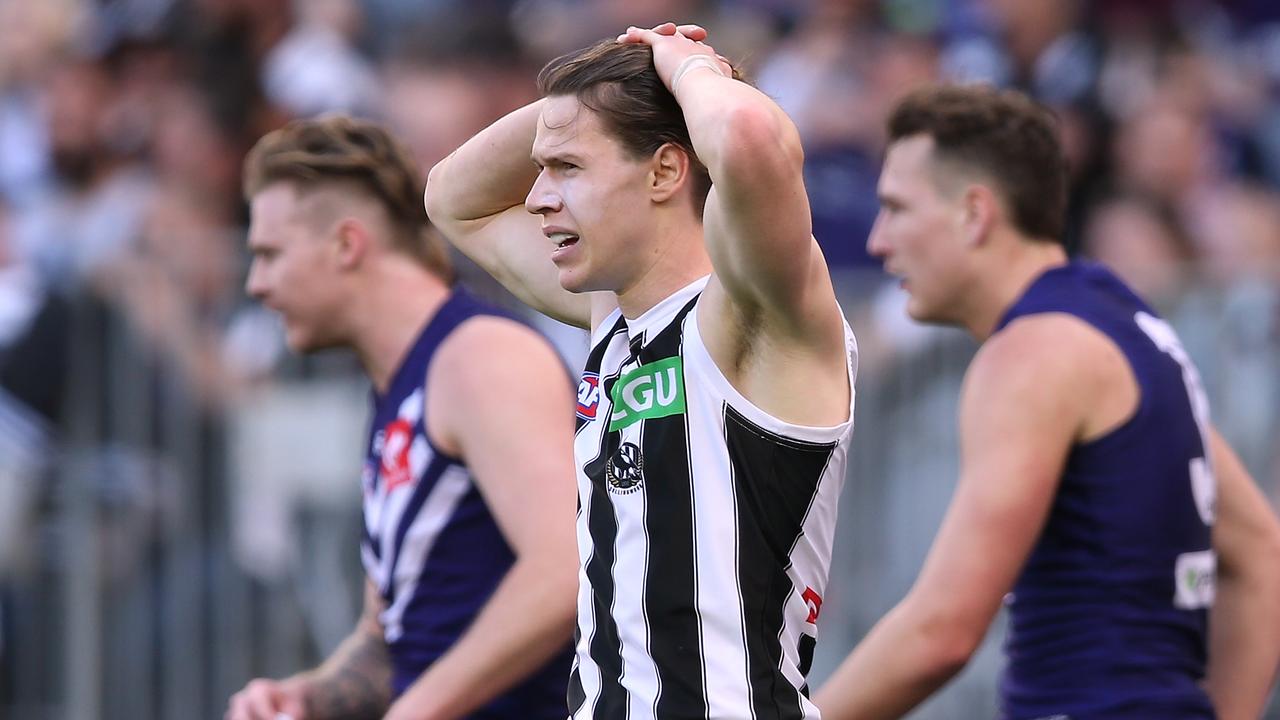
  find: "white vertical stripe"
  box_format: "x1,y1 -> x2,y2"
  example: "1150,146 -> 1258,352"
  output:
613,422 -> 660,719
380,464 -> 473,641
685,390 -> 752,718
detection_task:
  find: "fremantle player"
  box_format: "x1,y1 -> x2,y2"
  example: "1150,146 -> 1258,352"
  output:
225,116 -> 576,720
816,85 -> 1280,719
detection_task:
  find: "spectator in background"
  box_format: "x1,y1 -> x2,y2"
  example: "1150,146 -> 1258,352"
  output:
1081,190 -> 1197,311
12,58 -> 153,289
262,0 -> 382,118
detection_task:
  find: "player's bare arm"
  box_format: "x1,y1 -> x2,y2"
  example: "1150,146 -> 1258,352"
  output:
1203,427 -> 1280,720
226,579 -> 391,720
815,315 -> 1122,718
382,317 -> 578,720
424,102 -> 597,328
619,24 -> 850,427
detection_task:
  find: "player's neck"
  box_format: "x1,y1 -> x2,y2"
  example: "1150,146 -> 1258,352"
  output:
966,240 -> 1069,341
349,261 -> 451,394
614,222 -> 712,320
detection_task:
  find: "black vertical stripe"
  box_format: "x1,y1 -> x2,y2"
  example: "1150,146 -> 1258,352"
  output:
638,299 -> 708,717
797,634 -> 816,697
577,316 -> 628,435
567,628 -> 586,716
582,344 -> 630,717
725,405 -> 835,720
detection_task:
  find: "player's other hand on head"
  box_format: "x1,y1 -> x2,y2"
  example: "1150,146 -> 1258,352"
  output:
616,21 -> 733,91
225,677 -> 308,720
616,22 -> 708,42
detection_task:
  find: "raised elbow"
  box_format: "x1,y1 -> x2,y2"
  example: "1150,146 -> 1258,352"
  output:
423,157 -> 451,224
712,105 -> 804,181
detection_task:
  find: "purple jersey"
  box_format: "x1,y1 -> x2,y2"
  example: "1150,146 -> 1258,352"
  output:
360,288 -> 571,717
994,262 -> 1216,720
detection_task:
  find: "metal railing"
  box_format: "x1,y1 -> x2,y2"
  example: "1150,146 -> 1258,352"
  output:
1,269 -> 1276,719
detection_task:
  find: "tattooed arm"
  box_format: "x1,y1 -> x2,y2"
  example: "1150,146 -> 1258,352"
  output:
226,580 -> 392,720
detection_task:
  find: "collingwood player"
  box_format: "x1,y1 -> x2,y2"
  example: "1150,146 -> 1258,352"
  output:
426,22 -> 858,720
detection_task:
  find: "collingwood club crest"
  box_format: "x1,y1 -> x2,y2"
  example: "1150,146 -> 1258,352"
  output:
606,442 -> 644,494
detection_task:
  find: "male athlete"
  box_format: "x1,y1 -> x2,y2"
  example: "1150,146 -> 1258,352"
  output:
225,116 -> 577,720
426,22 -> 858,720
816,85 -> 1280,719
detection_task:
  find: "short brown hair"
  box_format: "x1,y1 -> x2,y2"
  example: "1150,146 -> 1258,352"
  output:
244,115 -> 453,281
537,40 -> 743,218
888,84 -> 1067,243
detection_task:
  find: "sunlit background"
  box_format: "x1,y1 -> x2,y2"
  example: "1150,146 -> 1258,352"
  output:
0,0 -> 1277,717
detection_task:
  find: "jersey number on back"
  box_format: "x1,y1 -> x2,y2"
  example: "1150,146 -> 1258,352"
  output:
1134,312 -> 1216,610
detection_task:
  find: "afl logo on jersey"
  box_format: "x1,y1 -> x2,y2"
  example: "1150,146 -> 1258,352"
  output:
577,373 -> 601,420
380,418 -> 415,492
606,442 -> 644,494
802,586 -> 823,623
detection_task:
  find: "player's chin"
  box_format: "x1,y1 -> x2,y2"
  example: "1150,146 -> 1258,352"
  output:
905,297 -> 940,324
556,267 -> 593,294
283,323 -> 327,354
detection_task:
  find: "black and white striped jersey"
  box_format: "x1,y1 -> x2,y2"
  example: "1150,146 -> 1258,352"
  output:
569,276 -> 858,720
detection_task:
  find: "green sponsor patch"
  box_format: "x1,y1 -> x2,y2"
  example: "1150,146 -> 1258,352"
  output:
609,356 -> 686,430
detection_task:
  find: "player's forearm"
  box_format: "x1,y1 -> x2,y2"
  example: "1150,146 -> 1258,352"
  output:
389,557 -> 576,720
816,602 -> 974,720
674,71 -> 803,190
1205,550 -> 1280,719
424,100 -> 544,226
293,622 -> 393,720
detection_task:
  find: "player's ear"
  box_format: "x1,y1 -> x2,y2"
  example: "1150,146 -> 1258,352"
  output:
961,184 -> 999,247
333,217 -> 371,270
650,142 -> 690,204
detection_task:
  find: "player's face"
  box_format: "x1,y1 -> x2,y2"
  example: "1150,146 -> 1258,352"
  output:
867,135 -> 972,325
245,184 -> 347,352
526,96 -> 655,294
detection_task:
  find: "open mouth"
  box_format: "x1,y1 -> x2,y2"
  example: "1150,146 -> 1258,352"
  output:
549,232 -> 579,250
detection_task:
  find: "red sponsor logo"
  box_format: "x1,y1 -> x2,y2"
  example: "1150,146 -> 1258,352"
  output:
803,587 -> 822,623
576,373 -> 600,420
380,418 -> 414,491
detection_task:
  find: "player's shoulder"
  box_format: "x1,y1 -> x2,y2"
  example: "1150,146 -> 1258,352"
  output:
433,313 -> 561,381
969,312 -> 1128,400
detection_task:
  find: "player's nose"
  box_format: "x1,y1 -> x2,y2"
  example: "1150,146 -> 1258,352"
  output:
525,173 -> 562,216
245,262 -> 270,301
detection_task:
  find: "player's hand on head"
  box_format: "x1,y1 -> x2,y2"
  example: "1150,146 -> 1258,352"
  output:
616,21 -> 732,94
225,677 -> 308,720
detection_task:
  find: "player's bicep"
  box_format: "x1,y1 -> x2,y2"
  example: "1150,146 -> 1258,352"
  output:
702,170 -> 816,312
909,328 -> 1082,626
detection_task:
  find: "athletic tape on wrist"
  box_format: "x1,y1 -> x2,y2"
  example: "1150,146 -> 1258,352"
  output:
671,54 -> 727,95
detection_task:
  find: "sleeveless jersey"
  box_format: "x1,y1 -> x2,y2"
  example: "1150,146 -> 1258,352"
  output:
359,287 -> 572,717
568,276 -> 859,720
995,262 -> 1216,719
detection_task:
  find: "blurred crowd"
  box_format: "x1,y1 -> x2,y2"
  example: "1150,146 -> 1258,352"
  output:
0,0 -> 1276,417
1,0 -> 1279,715
0,0 -> 1277,410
